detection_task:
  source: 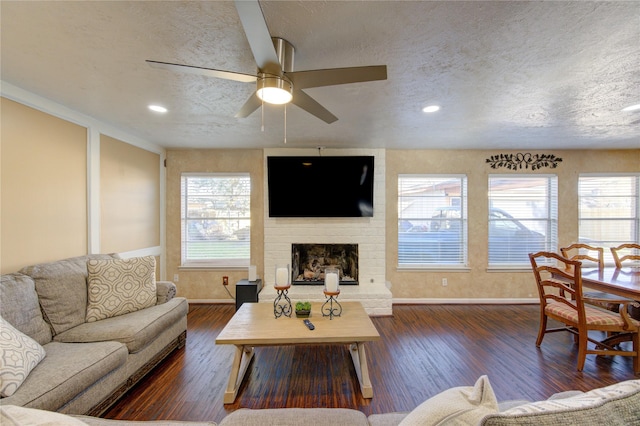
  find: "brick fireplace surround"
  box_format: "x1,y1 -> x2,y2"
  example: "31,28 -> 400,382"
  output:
259,148 -> 392,316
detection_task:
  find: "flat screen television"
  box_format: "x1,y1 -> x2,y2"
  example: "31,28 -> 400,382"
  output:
267,156 -> 374,217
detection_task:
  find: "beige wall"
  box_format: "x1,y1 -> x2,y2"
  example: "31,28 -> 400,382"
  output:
3,96 -> 638,301
100,135 -> 160,253
385,149 -> 640,300
165,149 -> 264,300
1,98 -> 88,272
1,97 -> 163,276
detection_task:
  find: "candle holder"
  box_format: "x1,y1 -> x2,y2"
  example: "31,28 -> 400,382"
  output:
273,264 -> 292,318
273,284 -> 292,319
322,267 -> 342,320
322,289 -> 342,320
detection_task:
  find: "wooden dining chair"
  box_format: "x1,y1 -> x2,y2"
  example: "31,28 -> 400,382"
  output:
560,243 -> 604,269
611,243 -> 640,268
611,243 -> 640,320
529,251 -> 639,373
560,243 -> 621,313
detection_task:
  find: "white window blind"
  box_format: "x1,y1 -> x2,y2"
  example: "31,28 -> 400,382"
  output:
181,173 -> 251,267
488,175 -> 557,267
579,174 -> 639,264
398,175 -> 467,267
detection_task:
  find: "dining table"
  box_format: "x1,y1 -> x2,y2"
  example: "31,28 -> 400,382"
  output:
579,266 -> 640,300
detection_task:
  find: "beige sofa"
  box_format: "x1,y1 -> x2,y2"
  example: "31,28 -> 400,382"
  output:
2,376 -> 639,425
0,254 -> 188,416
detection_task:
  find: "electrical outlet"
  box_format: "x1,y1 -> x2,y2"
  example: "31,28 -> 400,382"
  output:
223,276 -> 229,286
442,278 -> 448,287
173,274 -> 179,282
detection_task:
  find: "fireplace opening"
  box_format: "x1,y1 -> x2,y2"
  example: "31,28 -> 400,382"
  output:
291,244 -> 358,285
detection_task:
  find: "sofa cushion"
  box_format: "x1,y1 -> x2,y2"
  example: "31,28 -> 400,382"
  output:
481,379 -> 640,426
76,415 -> 216,426
0,317 -> 47,397
218,408 -> 369,426
1,405 -> 89,425
54,298 -> 188,353
368,412 -> 410,426
86,257 -> 157,322
0,273 -> 52,345
399,375 -> 499,426
0,406 -> 218,426
20,254 -> 118,335
0,341 -> 127,411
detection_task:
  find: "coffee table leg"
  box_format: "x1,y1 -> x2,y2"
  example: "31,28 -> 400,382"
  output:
224,345 -> 254,404
349,342 -> 373,398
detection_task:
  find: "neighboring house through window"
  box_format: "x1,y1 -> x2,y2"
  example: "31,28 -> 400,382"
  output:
180,173 -> 251,267
488,175 -> 558,267
398,175 -> 468,267
578,174 -> 639,264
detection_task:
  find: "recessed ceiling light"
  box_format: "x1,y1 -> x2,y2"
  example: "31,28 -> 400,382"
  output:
622,104 -> 640,112
148,105 -> 168,113
422,105 -> 440,113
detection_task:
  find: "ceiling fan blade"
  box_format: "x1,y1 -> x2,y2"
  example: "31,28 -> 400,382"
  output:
234,0 -> 282,75
287,65 -> 387,89
146,60 -> 257,83
291,90 -> 338,124
235,92 -> 262,118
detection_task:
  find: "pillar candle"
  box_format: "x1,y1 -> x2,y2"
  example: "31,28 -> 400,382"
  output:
325,272 -> 339,292
276,267 -> 289,286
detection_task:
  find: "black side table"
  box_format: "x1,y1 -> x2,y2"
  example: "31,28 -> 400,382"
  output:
235,278 -> 263,311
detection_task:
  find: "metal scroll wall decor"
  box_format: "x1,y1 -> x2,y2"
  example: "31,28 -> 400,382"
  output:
485,153 -> 563,170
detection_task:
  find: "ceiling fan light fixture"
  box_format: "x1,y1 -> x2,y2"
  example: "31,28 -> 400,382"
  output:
257,75 -> 293,105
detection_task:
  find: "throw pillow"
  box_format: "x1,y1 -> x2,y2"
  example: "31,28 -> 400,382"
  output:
399,375 -> 499,426
0,317 -> 47,397
86,256 -> 157,323
481,379 -> 640,426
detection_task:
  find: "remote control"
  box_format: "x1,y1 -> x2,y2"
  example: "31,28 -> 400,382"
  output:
303,319 -> 315,330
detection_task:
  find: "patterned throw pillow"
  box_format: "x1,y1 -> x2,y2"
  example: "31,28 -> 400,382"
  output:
399,375 -> 499,426
0,316 -> 47,397
85,256 -> 157,323
481,379 -> 640,426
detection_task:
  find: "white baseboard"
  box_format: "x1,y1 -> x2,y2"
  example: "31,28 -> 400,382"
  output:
187,299 -> 234,304
393,298 -> 539,305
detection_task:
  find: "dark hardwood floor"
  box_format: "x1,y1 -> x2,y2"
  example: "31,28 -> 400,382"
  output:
103,303 -> 638,423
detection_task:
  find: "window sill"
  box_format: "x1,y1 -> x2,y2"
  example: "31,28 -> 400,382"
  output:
179,264 -> 249,271
486,266 -> 532,273
397,265 -> 471,272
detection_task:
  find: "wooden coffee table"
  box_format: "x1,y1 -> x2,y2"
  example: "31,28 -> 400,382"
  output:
215,301 -> 381,403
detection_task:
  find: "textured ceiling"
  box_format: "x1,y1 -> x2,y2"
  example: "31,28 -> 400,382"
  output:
2,1 -> 639,150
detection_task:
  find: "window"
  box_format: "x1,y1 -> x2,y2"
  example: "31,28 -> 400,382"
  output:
398,175 -> 467,267
488,175 -> 557,267
181,173 -> 250,267
579,174 -> 639,263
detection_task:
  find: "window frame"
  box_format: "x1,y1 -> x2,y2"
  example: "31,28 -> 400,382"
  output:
487,174 -> 558,269
578,173 -> 640,264
397,174 -> 468,269
180,172 -> 251,268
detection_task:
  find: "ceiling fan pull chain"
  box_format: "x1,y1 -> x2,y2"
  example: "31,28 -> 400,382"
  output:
284,104 -> 287,144
261,106 -> 264,132
261,78 -> 265,132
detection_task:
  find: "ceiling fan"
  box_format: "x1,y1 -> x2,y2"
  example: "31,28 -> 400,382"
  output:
146,0 -> 387,124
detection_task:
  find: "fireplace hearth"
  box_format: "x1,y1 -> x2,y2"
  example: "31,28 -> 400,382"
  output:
291,244 -> 358,285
